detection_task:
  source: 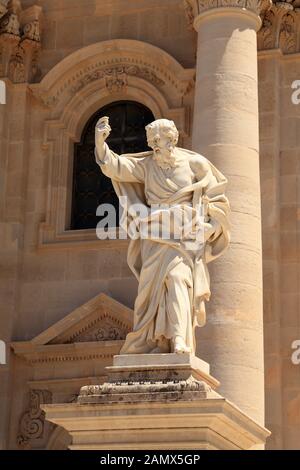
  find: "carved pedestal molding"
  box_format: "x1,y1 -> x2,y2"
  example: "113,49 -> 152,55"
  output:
79,353 -> 220,405
0,1 -> 42,83
43,354 -> 271,449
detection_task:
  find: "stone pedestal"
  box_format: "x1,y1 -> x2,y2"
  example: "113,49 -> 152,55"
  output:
42,354 -> 270,450
79,353 -> 219,405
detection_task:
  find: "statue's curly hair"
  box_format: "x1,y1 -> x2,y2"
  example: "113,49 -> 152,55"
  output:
145,119 -> 179,148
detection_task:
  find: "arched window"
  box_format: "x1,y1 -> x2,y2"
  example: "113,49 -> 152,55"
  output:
71,101 -> 155,230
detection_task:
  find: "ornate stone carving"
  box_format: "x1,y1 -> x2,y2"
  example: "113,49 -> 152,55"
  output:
22,19 -> 40,42
29,45 -> 41,81
184,1 -> 300,54
74,325 -> 126,342
105,66 -> 127,93
184,0 -> 195,28
66,315 -> 129,343
257,8 -> 276,49
183,0 -> 272,23
279,11 -> 297,52
0,2 -> 42,82
17,390 -> 52,449
31,39 -> 194,114
78,353 -> 219,405
79,377 -> 213,404
0,0 -> 20,37
8,45 -> 25,82
71,64 -> 165,95
0,3 -> 7,20
0,13 -> 19,36
274,0 -> 300,8
257,2 -> 300,53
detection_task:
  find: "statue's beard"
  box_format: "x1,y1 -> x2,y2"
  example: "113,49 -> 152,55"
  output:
152,147 -> 176,170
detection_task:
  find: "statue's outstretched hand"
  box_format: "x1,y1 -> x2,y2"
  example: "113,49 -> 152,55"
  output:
95,116 -> 112,148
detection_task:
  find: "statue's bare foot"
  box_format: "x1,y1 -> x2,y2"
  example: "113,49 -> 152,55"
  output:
151,337 -> 170,354
172,336 -> 191,354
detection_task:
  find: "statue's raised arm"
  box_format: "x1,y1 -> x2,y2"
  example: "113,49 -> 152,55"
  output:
95,116 -> 145,183
95,116 -> 112,161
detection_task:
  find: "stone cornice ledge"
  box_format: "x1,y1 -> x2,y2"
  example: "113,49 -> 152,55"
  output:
11,340 -> 124,364
41,398 -> 271,450
184,0 -> 273,27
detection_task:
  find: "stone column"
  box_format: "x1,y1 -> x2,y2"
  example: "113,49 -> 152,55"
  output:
186,0 -> 268,426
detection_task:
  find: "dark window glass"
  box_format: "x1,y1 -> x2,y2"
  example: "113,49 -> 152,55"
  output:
71,101 -> 154,230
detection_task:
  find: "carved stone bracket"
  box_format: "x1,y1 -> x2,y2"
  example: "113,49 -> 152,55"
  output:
0,1 -> 42,83
17,389 -> 52,449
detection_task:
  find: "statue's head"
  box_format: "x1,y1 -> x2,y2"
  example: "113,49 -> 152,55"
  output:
145,119 -> 179,168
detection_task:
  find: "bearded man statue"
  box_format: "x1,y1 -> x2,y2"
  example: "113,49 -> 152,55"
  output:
95,117 -> 230,355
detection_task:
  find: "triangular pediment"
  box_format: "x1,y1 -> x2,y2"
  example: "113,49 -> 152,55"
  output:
11,294 -> 133,364
33,293 -> 133,345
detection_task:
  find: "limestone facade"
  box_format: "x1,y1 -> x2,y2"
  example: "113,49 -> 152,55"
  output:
0,0 -> 299,450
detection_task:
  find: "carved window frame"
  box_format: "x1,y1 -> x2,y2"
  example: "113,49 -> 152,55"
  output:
30,40 -> 195,250
71,100 -> 155,231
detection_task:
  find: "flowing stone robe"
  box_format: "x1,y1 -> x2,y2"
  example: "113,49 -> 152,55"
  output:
96,144 -> 230,354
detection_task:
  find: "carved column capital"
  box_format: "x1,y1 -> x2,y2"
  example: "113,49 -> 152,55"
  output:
184,0 -> 273,30
0,0 -> 21,37
20,5 -> 42,41
258,1 -> 300,53
0,3 -> 7,20
0,3 -> 42,83
0,1 -> 21,79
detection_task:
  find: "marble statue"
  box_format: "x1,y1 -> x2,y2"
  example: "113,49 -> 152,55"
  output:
95,117 -> 230,355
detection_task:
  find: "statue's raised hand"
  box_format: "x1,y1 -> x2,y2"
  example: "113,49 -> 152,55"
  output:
95,116 -> 111,148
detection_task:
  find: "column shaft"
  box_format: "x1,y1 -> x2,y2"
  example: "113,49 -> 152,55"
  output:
193,7 -> 265,426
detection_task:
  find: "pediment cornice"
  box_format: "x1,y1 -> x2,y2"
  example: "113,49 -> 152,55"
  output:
11,293 -> 133,364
